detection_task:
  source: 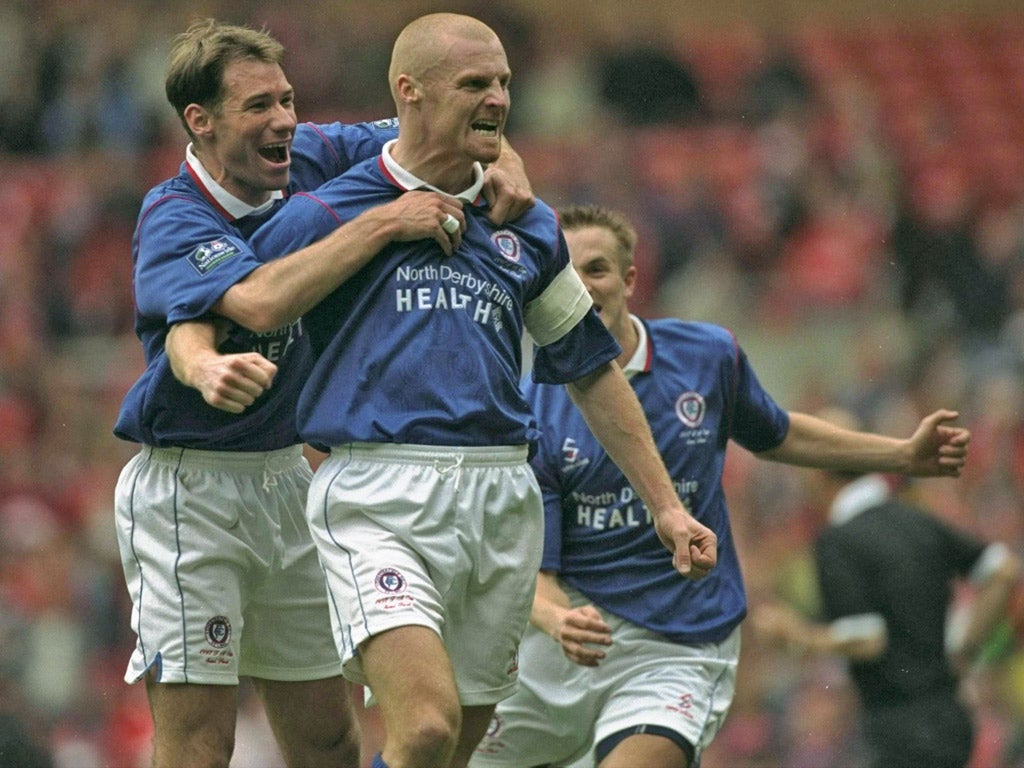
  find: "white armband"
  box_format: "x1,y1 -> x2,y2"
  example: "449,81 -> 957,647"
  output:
524,263 -> 592,346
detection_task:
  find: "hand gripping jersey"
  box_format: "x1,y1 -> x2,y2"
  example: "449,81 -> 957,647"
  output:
114,120 -> 398,451
249,144 -> 620,450
524,317 -> 790,643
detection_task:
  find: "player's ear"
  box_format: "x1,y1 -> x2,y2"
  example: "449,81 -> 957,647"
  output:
622,265 -> 638,299
184,103 -> 214,138
395,74 -> 423,105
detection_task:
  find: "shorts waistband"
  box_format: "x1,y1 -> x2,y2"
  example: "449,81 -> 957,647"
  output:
332,442 -> 528,467
139,444 -> 305,474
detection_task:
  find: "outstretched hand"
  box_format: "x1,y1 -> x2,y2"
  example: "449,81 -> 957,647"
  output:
908,409 -> 970,477
654,505 -> 717,580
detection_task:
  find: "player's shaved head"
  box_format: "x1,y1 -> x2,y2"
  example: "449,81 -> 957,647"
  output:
389,13 -> 501,99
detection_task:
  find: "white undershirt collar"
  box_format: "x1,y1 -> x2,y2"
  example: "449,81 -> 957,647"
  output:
381,139 -> 484,203
620,314 -> 649,379
186,143 -> 282,220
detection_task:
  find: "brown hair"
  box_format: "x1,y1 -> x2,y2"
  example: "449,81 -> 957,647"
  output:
557,204 -> 638,273
164,18 -> 285,139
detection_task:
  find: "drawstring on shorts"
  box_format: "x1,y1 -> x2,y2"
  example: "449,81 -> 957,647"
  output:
434,453 -> 465,493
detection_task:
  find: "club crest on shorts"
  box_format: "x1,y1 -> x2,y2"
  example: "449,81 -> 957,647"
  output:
474,714 -> 507,755
373,567 -> 415,611
374,567 -> 406,593
204,615 -> 232,648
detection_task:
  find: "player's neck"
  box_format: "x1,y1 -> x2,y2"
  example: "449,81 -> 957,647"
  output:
613,317 -> 639,369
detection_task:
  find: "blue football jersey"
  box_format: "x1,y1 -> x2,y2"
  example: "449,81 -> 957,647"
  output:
524,317 -> 790,643
249,149 -> 620,450
114,120 -> 398,450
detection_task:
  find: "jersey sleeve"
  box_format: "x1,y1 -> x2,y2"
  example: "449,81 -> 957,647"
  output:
248,191 -> 347,263
933,516 -> 988,579
726,339 -> 790,453
525,384 -> 567,572
290,119 -> 398,190
133,195 -> 262,324
526,231 -> 620,383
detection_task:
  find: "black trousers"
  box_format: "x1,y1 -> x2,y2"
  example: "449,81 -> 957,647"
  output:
864,693 -> 974,768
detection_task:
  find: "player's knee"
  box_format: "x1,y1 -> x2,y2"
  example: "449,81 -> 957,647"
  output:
398,707 -> 462,766
152,726 -> 234,768
325,720 -> 362,766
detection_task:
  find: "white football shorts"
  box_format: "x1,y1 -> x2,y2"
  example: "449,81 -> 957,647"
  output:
115,445 -> 342,685
471,586 -> 740,766
308,442 -> 543,706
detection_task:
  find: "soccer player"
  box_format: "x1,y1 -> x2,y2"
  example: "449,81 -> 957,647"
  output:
113,19 -> 531,768
752,407 -> 1020,768
245,14 -> 717,768
469,205 -> 972,768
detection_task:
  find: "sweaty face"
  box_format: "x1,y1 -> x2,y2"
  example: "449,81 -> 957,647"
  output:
196,58 -> 296,206
421,34 -> 510,165
565,225 -> 635,336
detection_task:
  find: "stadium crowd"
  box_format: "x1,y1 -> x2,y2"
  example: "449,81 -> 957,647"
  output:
0,0 -> 1022,765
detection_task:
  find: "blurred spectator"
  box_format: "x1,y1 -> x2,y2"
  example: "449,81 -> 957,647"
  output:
596,43 -> 702,125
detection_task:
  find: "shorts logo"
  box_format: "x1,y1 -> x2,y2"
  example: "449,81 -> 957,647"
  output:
373,567 -> 415,611
188,237 -> 240,275
374,567 -> 406,594
204,616 -> 232,648
490,230 -> 521,262
474,714 -> 507,755
667,692 -> 695,721
486,714 -> 503,738
674,391 -> 706,428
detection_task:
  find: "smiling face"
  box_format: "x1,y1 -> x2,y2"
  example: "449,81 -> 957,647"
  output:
185,57 -> 296,206
565,224 -> 636,341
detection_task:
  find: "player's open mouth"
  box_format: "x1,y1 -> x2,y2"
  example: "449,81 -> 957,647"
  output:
471,120 -> 499,137
259,142 -> 290,164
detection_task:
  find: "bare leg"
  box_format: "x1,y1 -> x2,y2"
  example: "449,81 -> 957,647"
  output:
360,625 -> 462,768
146,675 -> 236,768
256,675 -> 361,767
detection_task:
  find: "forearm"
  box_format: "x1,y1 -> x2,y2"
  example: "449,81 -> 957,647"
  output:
761,412 -> 912,474
166,320 -> 221,386
760,606 -> 887,660
530,571 -> 572,637
567,363 -> 682,516
215,207 -> 399,332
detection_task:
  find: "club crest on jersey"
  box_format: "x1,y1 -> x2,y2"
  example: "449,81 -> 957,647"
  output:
188,237 -> 239,275
204,616 -> 232,648
490,230 -> 522,262
675,391 -> 706,428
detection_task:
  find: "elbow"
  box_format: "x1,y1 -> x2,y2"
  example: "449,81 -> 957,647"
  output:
238,307 -> 291,334
216,290 -> 292,334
